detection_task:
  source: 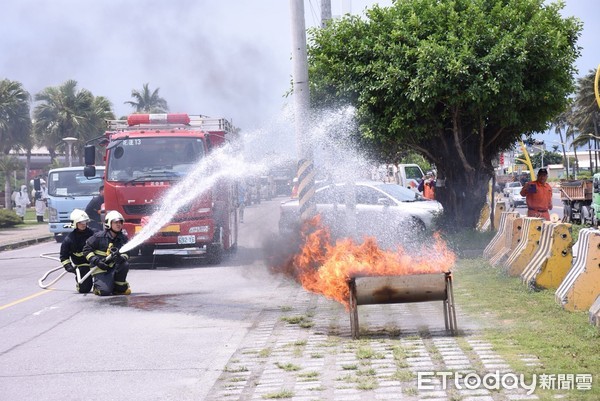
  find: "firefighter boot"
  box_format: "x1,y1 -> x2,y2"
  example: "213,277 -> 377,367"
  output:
113,281 -> 131,295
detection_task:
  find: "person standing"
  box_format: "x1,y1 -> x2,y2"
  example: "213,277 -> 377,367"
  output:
32,179 -> 48,222
83,210 -> 131,296
418,171 -> 436,200
60,209 -> 95,293
520,168 -> 553,220
14,185 -> 30,221
85,185 -> 104,231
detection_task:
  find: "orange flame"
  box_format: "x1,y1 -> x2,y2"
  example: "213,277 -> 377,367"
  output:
278,215 -> 456,309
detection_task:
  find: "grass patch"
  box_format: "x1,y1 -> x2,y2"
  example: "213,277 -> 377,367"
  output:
298,370 -> 320,381
356,368 -> 376,376
356,377 -> 378,390
355,345 -> 384,360
454,259 -> 600,400
310,353 -> 324,358
223,365 -> 248,373
262,389 -> 294,399
342,364 -> 358,370
275,362 -> 301,372
258,348 -> 272,358
281,314 -> 314,328
390,369 -> 413,382
402,386 -> 418,396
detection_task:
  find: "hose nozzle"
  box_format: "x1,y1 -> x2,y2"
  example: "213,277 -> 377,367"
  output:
104,247 -> 120,263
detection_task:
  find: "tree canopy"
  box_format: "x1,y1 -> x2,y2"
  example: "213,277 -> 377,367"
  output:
306,0 -> 582,227
125,83 -> 169,113
0,79 -> 31,154
33,80 -> 114,163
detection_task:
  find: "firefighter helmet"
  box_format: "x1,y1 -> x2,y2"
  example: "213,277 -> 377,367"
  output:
70,209 -> 90,225
104,210 -> 124,229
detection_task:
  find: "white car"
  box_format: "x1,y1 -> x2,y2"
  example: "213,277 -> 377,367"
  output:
508,186 -> 526,208
279,181 -> 443,247
503,181 -> 522,197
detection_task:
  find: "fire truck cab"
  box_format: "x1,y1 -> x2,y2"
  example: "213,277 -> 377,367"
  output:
84,113 -> 239,263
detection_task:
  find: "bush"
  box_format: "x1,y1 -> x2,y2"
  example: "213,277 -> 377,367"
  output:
0,209 -> 22,228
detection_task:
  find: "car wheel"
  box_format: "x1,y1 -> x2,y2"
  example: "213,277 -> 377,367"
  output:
563,205 -> 572,223
404,217 -> 426,233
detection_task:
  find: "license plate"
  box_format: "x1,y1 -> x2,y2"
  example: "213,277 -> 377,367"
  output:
177,235 -> 196,245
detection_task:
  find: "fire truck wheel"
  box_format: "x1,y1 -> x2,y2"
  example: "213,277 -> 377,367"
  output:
206,244 -> 223,264
140,245 -> 154,257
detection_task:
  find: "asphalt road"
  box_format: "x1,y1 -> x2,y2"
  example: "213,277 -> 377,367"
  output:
0,198 -> 288,401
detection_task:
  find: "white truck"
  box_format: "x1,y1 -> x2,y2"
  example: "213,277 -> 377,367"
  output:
374,163 -> 425,191
46,166 -> 104,242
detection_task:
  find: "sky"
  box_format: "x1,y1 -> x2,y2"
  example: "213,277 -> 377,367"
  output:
1,0 -> 598,146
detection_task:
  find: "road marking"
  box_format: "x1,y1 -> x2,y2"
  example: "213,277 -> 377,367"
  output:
0,289 -> 53,311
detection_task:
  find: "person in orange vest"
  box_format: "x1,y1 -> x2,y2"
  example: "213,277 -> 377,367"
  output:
520,168 -> 553,220
418,171 -> 436,200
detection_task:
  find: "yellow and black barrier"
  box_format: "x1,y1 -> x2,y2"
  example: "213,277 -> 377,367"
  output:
483,211 -> 520,259
503,217 -> 544,276
589,295 -> 600,327
520,221 -> 573,290
478,200 -> 507,232
555,228 -> 600,311
477,202 -> 491,232
489,214 -> 523,266
493,201 -> 507,232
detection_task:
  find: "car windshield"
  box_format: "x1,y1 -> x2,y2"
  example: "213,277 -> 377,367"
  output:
374,183 -> 424,202
48,169 -> 104,197
106,137 -> 205,181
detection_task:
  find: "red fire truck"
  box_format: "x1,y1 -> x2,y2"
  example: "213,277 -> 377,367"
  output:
83,113 -> 239,263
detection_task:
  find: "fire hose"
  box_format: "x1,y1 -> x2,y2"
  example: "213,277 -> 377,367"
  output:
37,248 -> 120,289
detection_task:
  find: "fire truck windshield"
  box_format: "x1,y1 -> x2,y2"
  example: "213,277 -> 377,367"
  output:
106,137 -> 205,182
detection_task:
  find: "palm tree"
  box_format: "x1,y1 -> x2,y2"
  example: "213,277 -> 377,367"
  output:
571,69 -> 600,173
124,83 -> 169,113
0,79 -> 32,154
551,108 -> 572,178
33,80 -> 114,165
0,155 -> 23,210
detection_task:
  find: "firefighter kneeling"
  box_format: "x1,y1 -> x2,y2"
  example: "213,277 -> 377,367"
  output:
83,210 -> 131,296
60,209 -> 95,293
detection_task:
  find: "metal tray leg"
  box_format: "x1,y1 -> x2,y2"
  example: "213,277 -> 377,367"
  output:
349,279 -> 359,340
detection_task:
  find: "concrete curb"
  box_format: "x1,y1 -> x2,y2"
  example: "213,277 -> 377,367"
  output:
0,235 -> 54,253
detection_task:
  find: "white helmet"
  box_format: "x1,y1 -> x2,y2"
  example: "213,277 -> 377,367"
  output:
104,210 -> 124,229
70,209 -> 90,225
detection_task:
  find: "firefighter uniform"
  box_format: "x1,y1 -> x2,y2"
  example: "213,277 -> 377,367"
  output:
83,228 -> 130,296
60,226 -> 95,293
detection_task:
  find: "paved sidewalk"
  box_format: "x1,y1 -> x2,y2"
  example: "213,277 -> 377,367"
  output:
204,280 -> 545,401
0,222 -> 54,252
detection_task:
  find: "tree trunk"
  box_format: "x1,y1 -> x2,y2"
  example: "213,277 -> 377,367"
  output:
434,169 -> 488,230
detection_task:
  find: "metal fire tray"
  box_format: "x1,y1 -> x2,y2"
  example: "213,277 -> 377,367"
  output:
348,272 -> 457,339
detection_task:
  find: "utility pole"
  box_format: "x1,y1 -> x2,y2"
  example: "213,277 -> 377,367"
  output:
290,0 -> 316,222
321,0 -> 331,27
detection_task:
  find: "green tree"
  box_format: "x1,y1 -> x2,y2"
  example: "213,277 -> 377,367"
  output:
33,80 -> 114,165
124,83 -> 169,113
570,69 -> 600,172
0,155 -> 23,210
306,0 -> 581,228
0,79 -> 32,154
